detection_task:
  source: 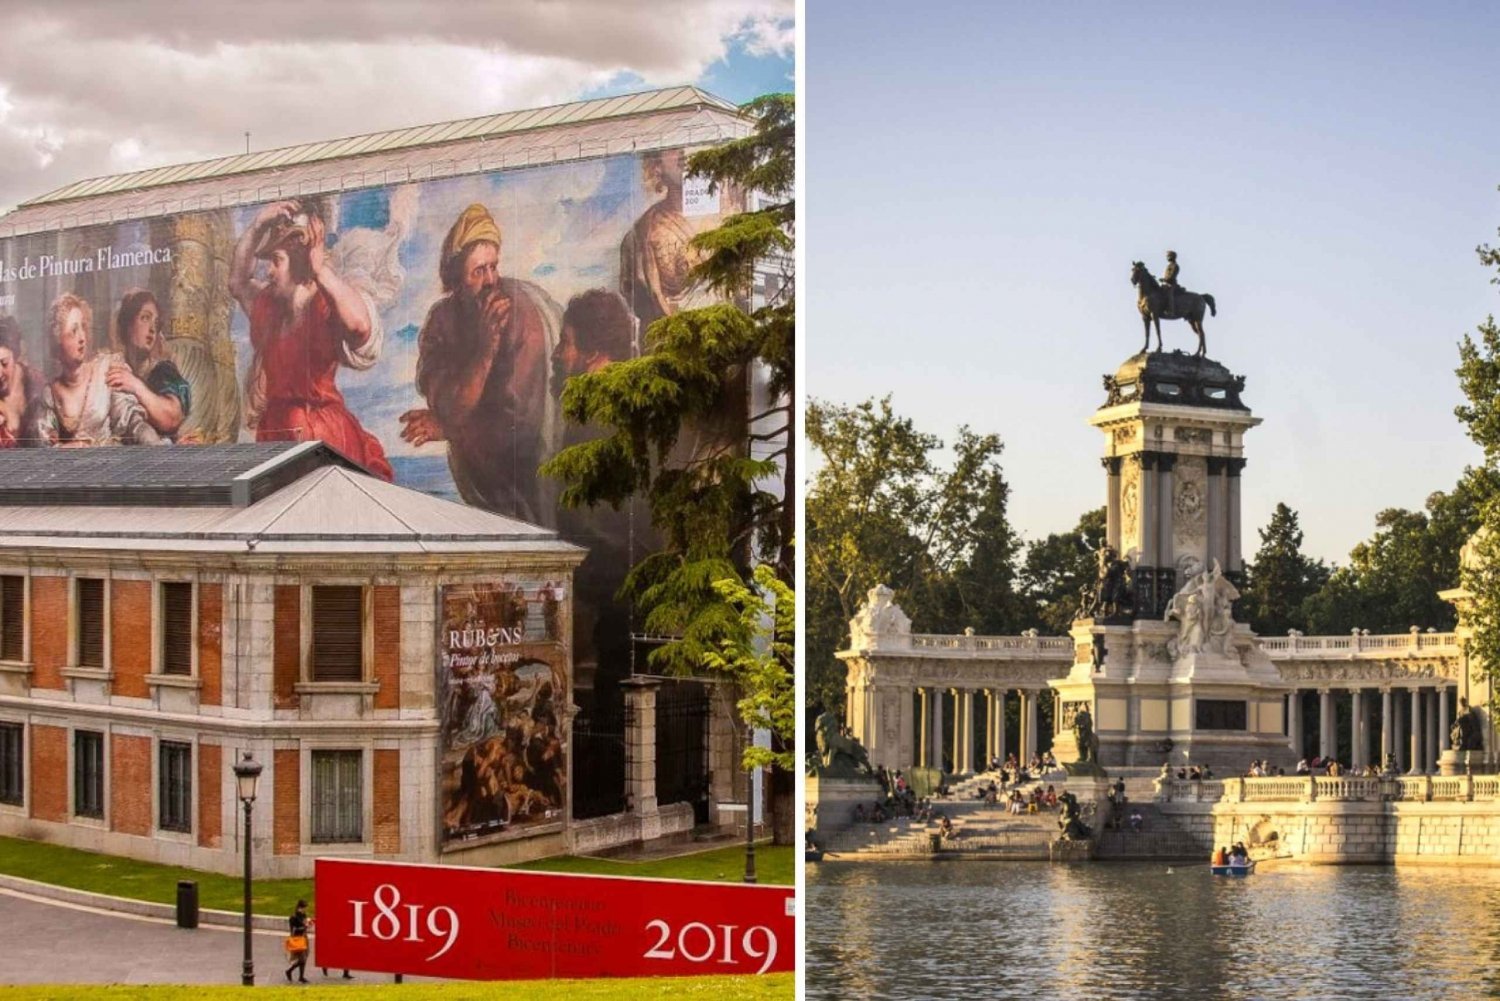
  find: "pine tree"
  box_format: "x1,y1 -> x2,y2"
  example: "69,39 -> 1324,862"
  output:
1241,503 -> 1329,635
542,94 -> 794,840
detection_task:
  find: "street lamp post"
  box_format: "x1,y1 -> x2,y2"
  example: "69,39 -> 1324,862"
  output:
233,752 -> 263,987
743,725 -> 757,884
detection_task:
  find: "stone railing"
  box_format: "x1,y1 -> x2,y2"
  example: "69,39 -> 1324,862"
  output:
908,634 -> 1073,657
1258,631 -> 1461,657
1160,774 -> 1500,804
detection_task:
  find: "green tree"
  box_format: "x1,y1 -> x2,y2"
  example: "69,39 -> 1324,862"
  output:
542,93 -> 794,839
806,396 -> 1022,714
1454,211 -> 1500,693
1018,508 -> 1106,635
1240,503 -> 1330,636
1302,482 -> 1487,634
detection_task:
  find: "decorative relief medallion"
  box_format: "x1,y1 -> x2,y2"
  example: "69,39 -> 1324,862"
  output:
1172,456 -> 1207,553
1174,426 -> 1213,445
1113,426 -> 1137,444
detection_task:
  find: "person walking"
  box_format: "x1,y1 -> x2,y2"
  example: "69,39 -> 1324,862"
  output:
286,900 -> 310,983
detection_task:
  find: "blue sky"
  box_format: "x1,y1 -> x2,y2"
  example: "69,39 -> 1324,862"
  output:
808,2 -> 1500,565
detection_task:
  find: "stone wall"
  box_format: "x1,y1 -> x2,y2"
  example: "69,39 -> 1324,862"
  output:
1159,798 -> 1500,864
566,802 -> 695,856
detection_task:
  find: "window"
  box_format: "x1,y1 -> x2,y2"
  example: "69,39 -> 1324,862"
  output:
1195,700 -> 1248,731
311,586 -> 363,682
160,582 -> 193,676
158,741 -> 192,833
0,723 -> 22,806
74,730 -> 104,818
310,750 -> 362,843
76,578 -> 104,668
0,575 -> 22,662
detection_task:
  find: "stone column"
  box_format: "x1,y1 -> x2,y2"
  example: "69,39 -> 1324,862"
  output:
1157,454 -> 1175,569
1318,689 -> 1334,760
1393,691 -> 1407,772
1227,459 -> 1246,572
1381,688 -> 1393,765
931,688 -> 945,773
1136,453 -> 1157,571
917,688 -> 929,768
1103,457 -> 1122,551
1409,688 -> 1423,775
950,689 -> 963,775
959,689 -> 974,773
1439,687 -> 1451,753
1350,688 -> 1365,770
985,690 -> 998,767
1024,689 -> 1040,762
1288,689 -> 1302,759
997,689 -> 1008,764
1426,689 -> 1438,774
622,677 -> 662,816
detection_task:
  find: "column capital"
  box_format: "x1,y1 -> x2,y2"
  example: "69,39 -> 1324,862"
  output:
1157,451 -> 1178,473
1226,458 -> 1247,477
1206,456 -> 1229,475
1101,456 -> 1123,475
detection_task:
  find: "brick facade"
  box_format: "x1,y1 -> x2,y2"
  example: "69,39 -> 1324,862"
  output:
374,748 -> 400,854
273,586 -> 299,709
110,580 -> 151,699
109,733 -> 151,836
273,747 -> 300,854
30,577 -> 67,691
198,742 -> 222,849
199,584 -> 222,707
29,724 -> 67,822
373,586 -> 400,710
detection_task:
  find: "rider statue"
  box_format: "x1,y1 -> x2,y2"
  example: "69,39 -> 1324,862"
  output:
1162,250 -> 1180,316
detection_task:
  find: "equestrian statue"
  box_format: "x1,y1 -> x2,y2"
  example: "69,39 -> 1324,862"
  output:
1131,251 -> 1217,357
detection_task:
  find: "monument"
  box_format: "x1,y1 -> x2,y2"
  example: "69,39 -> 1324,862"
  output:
1050,258 -> 1291,769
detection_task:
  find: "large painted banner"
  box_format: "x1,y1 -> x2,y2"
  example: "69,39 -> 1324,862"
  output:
0,150 -> 740,698
314,858 -> 794,980
440,580 -> 568,845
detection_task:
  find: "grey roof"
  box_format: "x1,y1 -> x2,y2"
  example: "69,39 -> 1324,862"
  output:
0,446 -> 583,556
0,441 -> 360,507
0,87 -> 748,235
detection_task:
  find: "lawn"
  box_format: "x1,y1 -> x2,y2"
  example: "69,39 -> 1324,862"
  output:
0,837 -> 793,919
507,843 -> 794,885
0,836 -> 312,917
0,974 -> 794,1000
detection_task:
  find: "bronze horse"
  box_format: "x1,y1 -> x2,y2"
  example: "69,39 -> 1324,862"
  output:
1131,261 -> 1216,356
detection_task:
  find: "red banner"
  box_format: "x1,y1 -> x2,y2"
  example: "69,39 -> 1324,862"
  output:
312,858 -> 795,980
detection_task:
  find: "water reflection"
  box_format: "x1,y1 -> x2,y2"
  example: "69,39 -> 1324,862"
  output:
806,861 -> 1500,1000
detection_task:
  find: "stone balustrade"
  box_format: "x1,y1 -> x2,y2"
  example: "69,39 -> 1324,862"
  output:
908,633 -> 1073,656
1257,631 -> 1461,658
1160,774 -> 1500,805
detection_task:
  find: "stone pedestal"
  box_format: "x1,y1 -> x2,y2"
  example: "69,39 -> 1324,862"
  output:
806,775 -> 885,835
1051,617 -> 1291,770
1055,352 -> 1289,769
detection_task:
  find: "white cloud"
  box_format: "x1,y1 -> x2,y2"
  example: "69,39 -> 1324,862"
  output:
0,0 -> 793,212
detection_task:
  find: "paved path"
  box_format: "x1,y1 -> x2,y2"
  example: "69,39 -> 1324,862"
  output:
0,888 -> 411,986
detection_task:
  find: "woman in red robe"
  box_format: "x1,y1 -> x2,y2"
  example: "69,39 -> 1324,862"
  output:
230,199 -> 392,480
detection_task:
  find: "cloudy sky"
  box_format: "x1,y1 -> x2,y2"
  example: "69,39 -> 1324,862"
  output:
810,2 -> 1500,567
0,0 -> 793,213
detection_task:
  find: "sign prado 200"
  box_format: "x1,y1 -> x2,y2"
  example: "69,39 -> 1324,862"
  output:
314,859 -> 795,980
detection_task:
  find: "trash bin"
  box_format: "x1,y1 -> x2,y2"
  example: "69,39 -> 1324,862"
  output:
175,879 -> 199,929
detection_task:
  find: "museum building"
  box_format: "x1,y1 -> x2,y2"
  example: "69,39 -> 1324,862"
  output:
0,443 -> 588,877
0,85 -> 774,851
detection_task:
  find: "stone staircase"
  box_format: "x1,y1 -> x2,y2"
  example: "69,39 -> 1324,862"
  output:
1093,802 -> 1205,860
818,768 -> 1207,862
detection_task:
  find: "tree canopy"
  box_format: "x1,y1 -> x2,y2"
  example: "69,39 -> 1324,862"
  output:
542,93 -> 794,773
